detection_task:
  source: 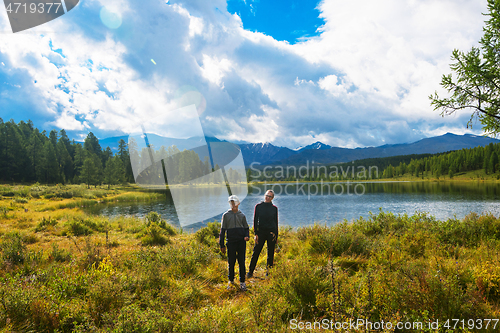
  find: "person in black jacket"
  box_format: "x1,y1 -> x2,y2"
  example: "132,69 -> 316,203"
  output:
219,195 -> 250,291
247,189 -> 278,278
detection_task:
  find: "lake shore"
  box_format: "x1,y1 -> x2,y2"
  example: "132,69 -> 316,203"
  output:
0,187 -> 499,332
250,168 -> 500,184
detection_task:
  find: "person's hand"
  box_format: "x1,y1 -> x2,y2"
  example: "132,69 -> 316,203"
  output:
220,247 -> 226,254
254,235 -> 259,244
244,237 -> 249,241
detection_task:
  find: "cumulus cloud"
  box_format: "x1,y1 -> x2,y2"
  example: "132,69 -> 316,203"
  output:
0,0 -> 491,149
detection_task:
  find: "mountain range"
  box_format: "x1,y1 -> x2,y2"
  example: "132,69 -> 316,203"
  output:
97,133 -> 500,167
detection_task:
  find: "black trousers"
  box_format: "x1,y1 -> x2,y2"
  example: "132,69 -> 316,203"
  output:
227,240 -> 246,283
248,231 -> 276,274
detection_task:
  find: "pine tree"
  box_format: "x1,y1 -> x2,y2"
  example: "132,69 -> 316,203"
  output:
41,141 -> 60,183
81,152 -> 99,188
104,156 -> 125,188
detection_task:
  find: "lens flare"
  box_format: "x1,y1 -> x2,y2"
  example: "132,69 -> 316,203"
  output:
175,86 -> 207,116
100,7 -> 122,29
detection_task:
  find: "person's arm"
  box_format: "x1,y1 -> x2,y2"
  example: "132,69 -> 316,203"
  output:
275,207 -> 279,244
219,214 -> 227,250
253,204 -> 259,244
243,215 -> 250,241
253,204 -> 259,234
276,207 -> 279,235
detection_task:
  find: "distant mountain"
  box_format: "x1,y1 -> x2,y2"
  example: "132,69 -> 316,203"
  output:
96,132 -> 500,167
295,141 -> 332,151
270,133 -> 500,165
98,135 -> 222,153
98,136 -> 128,152
238,143 -> 296,165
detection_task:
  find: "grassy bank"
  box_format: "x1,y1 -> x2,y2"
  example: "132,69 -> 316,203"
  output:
0,186 -> 500,332
251,169 -> 500,184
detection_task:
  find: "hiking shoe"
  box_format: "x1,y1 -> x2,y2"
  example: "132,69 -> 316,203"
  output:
246,272 -> 253,279
226,281 -> 233,290
240,282 -> 247,291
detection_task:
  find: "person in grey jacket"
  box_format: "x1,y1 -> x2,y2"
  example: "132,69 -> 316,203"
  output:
219,195 -> 250,291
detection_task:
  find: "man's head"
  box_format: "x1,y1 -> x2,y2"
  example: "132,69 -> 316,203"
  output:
228,195 -> 240,211
264,190 -> 274,203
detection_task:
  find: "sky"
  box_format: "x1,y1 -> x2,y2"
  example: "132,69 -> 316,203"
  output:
0,0 -> 491,149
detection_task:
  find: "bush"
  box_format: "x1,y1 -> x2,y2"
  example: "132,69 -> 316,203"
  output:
22,232 -> 39,244
64,218 -> 107,236
145,211 -> 177,235
35,216 -> 58,232
298,223 -> 370,257
50,243 -> 72,262
195,222 -> 221,246
271,257 -> 330,319
114,304 -> 174,332
1,232 -> 27,264
67,220 -> 93,236
14,197 -> 28,204
141,224 -> 170,246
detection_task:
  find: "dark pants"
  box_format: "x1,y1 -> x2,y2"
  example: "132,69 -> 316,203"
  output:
248,231 -> 276,274
227,240 -> 246,283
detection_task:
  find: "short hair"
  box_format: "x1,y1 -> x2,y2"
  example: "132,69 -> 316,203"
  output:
266,189 -> 275,197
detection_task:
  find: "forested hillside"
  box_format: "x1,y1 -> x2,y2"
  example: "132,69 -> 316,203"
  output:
0,119 -> 134,185
376,142 -> 500,179
3,118 -> 499,185
248,144 -> 500,181
0,119 -> 243,186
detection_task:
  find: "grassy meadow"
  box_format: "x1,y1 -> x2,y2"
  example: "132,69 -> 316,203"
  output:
0,184 -> 500,332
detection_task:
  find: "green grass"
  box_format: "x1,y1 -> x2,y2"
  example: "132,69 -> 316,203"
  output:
1,185 -> 500,332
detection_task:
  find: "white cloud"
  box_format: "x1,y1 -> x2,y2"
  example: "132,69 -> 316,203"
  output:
200,54 -> 232,87
0,0 -> 490,149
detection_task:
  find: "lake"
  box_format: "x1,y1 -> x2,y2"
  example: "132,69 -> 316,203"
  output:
86,181 -> 500,231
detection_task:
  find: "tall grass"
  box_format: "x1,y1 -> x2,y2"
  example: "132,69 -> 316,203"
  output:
1,194 -> 500,332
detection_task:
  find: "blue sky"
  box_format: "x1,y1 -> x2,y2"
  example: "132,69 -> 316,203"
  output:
0,0 -> 491,149
227,0 -> 325,43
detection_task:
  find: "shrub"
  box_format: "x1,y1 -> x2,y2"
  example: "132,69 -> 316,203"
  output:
195,221 -> 221,246
1,232 -> 27,264
298,223 -> 370,257
58,299 -> 93,333
81,238 -> 105,268
271,257 -> 330,319
35,216 -> 58,232
145,211 -> 177,235
14,197 -> 28,204
176,304 -> 247,333
87,278 -> 125,326
22,232 -> 39,244
0,279 -> 37,329
50,243 -> 72,262
67,220 -> 93,236
114,304 -> 174,332
64,218 -> 107,236
141,224 -> 170,246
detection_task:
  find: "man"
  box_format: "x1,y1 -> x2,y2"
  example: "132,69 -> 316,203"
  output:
219,195 -> 250,291
247,189 -> 278,278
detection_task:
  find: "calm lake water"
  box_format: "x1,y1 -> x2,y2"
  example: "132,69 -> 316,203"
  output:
86,181 -> 500,231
